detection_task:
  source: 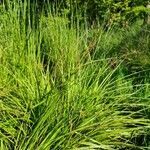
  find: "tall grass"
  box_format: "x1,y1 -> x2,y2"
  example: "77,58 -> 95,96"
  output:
0,1 -> 150,149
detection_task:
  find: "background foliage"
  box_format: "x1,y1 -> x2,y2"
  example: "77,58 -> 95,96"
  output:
2,0 -> 150,27
48,0 -> 150,27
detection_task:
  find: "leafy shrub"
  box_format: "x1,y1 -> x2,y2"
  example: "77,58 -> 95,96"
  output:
48,0 -> 149,27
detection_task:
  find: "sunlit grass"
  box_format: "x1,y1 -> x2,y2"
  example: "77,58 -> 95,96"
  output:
0,1 -> 150,149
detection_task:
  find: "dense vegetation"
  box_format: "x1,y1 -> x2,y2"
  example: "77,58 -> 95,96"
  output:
0,0 -> 150,149
52,0 -> 149,26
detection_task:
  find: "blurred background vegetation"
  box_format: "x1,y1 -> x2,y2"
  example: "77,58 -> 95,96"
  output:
50,0 -> 149,27
2,0 -> 150,27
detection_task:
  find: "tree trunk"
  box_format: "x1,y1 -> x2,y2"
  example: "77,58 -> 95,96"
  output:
143,4 -> 150,25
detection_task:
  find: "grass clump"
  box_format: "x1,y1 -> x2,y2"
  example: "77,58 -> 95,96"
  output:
0,1 -> 150,149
